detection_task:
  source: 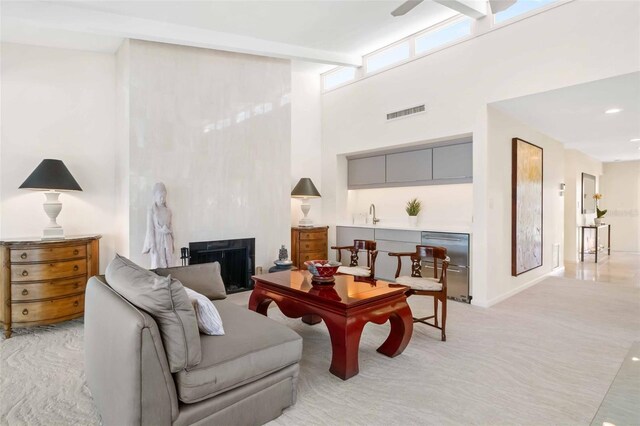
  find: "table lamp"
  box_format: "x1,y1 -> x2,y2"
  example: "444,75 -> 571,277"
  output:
291,178 -> 321,227
19,159 -> 82,239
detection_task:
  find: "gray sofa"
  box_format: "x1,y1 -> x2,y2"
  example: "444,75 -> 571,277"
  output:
84,275 -> 302,426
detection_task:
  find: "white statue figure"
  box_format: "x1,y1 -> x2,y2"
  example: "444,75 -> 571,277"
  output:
142,182 -> 174,268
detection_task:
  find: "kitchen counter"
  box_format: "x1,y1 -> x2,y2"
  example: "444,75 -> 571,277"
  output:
337,223 -> 472,234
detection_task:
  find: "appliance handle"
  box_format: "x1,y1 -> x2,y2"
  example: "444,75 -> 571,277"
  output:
423,264 -> 466,273
423,237 -> 467,243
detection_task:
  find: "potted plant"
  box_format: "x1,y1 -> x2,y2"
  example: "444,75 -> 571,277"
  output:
405,198 -> 422,226
593,193 -> 607,226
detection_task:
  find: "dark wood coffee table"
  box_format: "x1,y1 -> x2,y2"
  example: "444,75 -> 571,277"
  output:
249,270 -> 413,380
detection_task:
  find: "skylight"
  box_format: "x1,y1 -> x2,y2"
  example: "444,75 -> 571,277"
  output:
494,0 -> 557,24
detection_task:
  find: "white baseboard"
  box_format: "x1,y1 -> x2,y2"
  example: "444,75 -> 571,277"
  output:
472,268 -> 562,308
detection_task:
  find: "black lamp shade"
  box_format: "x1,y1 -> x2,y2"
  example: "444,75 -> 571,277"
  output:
19,159 -> 82,191
291,178 -> 321,198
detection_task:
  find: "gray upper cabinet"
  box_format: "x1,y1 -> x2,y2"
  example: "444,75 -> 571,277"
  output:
385,149 -> 432,183
432,143 -> 472,180
347,140 -> 472,189
348,156 -> 386,187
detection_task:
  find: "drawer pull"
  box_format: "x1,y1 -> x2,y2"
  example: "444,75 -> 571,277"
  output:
74,283 -> 79,289
20,252 -> 28,259
22,289 -> 28,296
21,270 -> 29,277
22,309 -> 28,316
73,249 -> 79,255
73,265 -> 79,272
73,301 -> 79,307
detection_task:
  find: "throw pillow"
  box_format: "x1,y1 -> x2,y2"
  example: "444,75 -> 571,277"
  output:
184,287 -> 225,335
155,262 -> 227,300
105,254 -> 202,372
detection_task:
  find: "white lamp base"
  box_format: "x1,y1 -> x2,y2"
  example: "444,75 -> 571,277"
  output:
43,227 -> 64,239
298,197 -> 314,227
42,191 -> 65,240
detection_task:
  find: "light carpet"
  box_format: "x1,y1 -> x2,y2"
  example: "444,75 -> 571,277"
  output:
1,276 -> 638,425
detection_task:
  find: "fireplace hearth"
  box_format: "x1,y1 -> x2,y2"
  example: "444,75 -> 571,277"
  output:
188,238 -> 255,294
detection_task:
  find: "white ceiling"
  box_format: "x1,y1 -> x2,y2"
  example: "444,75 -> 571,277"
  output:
0,0 -> 459,68
492,72 -> 640,163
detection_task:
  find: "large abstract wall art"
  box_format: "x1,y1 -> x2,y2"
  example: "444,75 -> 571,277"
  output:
512,138 -> 543,276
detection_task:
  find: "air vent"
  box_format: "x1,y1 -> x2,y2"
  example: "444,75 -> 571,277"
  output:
387,104 -> 425,121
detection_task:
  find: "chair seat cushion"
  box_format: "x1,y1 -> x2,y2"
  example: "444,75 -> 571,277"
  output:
175,300 -> 302,404
337,265 -> 371,277
395,276 -> 443,291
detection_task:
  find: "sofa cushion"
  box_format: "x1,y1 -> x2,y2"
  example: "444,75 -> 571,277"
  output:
184,287 -> 225,336
175,300 -> 302,404
155,262 -> 227,300
105,254 -> 202,372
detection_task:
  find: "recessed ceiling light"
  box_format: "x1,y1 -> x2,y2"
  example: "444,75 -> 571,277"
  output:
631,138 -> 640,142
605,108 -> 623,114
632,357 -> 639,361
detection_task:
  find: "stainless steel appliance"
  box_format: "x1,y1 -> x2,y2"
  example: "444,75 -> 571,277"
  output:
421,232 -> 470,303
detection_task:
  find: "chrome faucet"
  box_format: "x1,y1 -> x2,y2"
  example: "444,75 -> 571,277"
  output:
369,204 -> 380,225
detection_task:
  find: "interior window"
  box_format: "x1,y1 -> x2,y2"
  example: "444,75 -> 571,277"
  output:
365,42 -> 410,74
415,18 -> 472,55
323,67 -> 357,90
494,0 -> 557,24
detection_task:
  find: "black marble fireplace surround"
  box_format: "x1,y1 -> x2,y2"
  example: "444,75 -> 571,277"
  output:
188,238 -> 255,294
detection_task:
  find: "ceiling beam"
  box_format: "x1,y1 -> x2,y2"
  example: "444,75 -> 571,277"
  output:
1,1 -> 362,67
433,0 -> 488,19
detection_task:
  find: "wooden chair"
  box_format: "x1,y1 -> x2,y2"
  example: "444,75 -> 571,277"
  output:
388,245 -> 449,341
330,240 -> 378,278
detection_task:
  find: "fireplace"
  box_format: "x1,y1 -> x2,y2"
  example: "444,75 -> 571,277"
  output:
188,238 -> 255,294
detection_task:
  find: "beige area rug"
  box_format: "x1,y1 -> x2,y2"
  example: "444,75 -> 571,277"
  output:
1,276 -> 638,425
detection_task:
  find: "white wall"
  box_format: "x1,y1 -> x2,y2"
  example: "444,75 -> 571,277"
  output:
290,61 -> 323,227
346,184 -> 473,228
600,160 -> 640,253
0,43 -> 116,271
563,149 -> 602,262
114,39 -> 130,257
1,41 -> 315,274
321,0 -> 640,306
485,107 -> 565,304
124,40 -> 291,271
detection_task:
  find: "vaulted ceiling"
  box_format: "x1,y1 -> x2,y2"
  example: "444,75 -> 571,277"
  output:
1,0 -> 461,66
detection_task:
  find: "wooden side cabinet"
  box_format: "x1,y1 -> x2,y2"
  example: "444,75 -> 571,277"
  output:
0,235 -> 101,338
291,226 -> 328,269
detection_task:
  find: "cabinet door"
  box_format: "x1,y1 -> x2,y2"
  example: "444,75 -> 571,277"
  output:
375,229 -> 422,244
433,143 -> 473,180
374,239 -> 419,281
335,227 -> 375,265
375,251 -> 414,281
348,156 -> 386,187
385,149 -> 432,183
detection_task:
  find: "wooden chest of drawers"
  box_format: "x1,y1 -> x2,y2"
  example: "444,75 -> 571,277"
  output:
0,235 -> 100,338
291,226 -> 328,269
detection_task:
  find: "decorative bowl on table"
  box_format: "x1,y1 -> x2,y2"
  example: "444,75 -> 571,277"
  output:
304,260 -> 341,283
